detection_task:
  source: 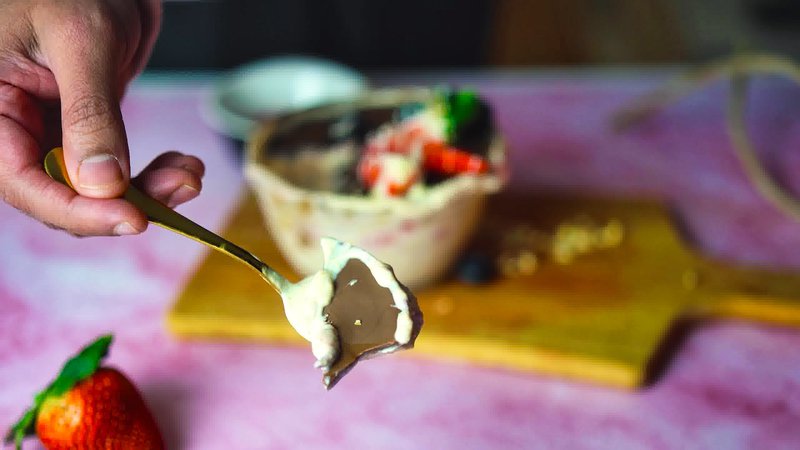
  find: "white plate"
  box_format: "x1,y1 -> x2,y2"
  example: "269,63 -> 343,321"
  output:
203,55 -> 368,140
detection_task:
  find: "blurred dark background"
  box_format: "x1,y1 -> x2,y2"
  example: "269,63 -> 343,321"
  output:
148,0 -> 800,70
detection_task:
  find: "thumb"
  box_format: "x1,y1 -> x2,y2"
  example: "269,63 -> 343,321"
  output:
36,8 -> 130,198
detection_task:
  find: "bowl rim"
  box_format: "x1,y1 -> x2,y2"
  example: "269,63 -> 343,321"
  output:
204,55 -> 368,140
244,87 -> 508,214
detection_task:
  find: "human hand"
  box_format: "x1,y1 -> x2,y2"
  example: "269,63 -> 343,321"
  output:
0,0 -> 205,236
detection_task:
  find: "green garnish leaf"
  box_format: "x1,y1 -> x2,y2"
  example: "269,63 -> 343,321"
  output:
443,89 -> 480,142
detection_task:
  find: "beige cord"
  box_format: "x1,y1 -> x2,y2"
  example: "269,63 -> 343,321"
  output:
613,53 -> 800,221
727,74 -> 800,221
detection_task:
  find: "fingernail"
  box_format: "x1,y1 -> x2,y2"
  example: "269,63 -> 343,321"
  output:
167,184 -> 199,208
113,222 -> 140,236
77,153 -> 123,190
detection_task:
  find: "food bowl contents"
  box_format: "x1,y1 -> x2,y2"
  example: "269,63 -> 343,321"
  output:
279,238 -> 422,389
357,90 -> 492,197
263,88 -> 496,199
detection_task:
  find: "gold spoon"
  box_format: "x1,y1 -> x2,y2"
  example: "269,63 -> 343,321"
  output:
44,147 -> 421,388
44,147 -> 289,292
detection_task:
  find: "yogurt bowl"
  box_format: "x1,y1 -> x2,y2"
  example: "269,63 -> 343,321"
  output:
245,88 -> 507,289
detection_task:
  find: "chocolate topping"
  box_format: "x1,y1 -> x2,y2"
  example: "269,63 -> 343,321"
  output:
323,258 -> 401,388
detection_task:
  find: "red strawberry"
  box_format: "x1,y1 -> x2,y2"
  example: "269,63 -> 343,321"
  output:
422,141 -> 490,175
5,335 -> 164,450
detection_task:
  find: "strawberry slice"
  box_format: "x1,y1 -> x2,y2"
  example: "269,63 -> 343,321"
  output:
422,141 -> 490,175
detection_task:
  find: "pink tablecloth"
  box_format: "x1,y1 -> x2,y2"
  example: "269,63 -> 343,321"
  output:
2,72 -> 800,449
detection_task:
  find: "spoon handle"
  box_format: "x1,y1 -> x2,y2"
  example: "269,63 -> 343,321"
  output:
44,147 -> 288,293
124,185 -> 288,292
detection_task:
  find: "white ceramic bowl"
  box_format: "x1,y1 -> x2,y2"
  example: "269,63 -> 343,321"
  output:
204,56 -> 368,140
245,88 -> 506,289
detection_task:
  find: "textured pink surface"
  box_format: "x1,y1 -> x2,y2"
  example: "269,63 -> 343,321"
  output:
2,73 -> 800,449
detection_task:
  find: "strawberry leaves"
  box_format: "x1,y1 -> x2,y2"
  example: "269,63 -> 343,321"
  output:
48,335 -> 112,396
5,335 -> 113,449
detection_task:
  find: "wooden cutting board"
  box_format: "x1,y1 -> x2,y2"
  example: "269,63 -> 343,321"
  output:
167,192 -> 800,388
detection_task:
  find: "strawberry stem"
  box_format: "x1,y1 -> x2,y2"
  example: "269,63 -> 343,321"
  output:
5,334 -> 113,449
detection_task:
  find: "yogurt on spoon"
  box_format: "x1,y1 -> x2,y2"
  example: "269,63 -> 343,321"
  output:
281,238 -> 423,389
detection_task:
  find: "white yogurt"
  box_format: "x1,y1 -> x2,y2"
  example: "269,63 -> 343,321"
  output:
278,237 -> 417,371
279,269 -> 338,369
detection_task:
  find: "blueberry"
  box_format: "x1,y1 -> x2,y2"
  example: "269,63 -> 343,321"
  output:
456,252 -> 497,284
